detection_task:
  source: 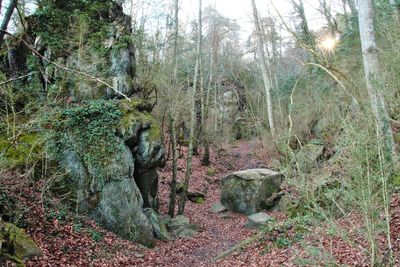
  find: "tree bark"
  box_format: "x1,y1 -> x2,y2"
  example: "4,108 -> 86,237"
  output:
168,0 -> 180,218
178,0 -> 202,215
0,0 -> 17,45
251,0 -> 276,137
358,0 -> 396,160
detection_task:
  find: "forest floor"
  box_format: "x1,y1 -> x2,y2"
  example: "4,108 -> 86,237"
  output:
1,139 -> 399,266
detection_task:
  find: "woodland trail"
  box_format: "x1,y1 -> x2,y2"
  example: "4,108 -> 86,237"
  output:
21,139 -> 400,266
147,139 -> 276,267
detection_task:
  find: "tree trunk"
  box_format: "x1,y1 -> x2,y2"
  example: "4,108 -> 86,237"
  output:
251,0 -> 276,137
320,0 -> 338,34
358,0 -> 396,161
347,0 -> 357,17
291,0 -> 316,49
168,114 -> 179,217
168,0 -> 180,218
178,0 -> 202,215
0,0 -> 17,45
201,8 -> 217,166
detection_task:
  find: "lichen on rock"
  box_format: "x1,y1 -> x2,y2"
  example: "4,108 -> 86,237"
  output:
0,222 -> 42,266
19,0 -> 167,247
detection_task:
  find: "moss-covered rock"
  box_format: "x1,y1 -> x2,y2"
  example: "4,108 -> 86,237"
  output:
27,0 -> 138,101
18,0 -> 166,248
0,222 -> 42,265
221,169 -> 284,215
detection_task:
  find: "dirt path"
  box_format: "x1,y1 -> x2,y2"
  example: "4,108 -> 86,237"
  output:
19,139 -> 400,266
138,140 -> 273,266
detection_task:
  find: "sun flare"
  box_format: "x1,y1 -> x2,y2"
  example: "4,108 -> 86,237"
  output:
320,37 -> 337,51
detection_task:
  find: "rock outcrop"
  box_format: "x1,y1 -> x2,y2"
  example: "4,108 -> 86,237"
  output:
21,0 -> 165,247
221,169 -> 284,215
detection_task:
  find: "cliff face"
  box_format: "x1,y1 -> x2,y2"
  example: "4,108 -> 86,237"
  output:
2,0 -> 165,247
28,0 -> 138,100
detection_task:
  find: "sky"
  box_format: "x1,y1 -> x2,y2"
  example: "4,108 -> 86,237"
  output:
179,0 -> 344,40
0,0 -> 346,43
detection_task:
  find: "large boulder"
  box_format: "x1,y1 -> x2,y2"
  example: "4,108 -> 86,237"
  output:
221,169 -> 284,215
0,222 -> 42,262
62,145 -> 155,247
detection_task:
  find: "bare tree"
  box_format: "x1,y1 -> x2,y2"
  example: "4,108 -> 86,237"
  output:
319,0 -> 338,34
291,0 -> 315,49
167,0 -> 179,218
251,0 -> 276,137
0,0 -> 17,45
178,0 -> 202,215
358,0 -> 396,160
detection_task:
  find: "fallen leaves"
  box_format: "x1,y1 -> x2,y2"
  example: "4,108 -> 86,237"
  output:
1,140 -> 399,266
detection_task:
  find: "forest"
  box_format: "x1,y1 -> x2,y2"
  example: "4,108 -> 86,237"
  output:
0,0 -> 399,266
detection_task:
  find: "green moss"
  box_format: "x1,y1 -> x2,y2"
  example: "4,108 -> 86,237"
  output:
0,222 -> 42,264
118,98 -> 145,114
118,101 -> 162,142
47,100 -> 123,183
0,133 -> 44,169
31,0 -> 114,57
392,173 -> 400,187
147,122 -> 161,142
194,197 -> 205,204
206,167 -> 218,177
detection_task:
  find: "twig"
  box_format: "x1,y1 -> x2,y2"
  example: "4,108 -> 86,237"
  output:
0,72 -> 35,86
0,30 -> 131,101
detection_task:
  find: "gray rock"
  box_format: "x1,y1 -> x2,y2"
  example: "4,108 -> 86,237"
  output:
167,215 -> 190,228
246,212 -> 273,229
274,193 -> 298,213
135,129 -> 165,169
166,215 -> 198,238
109,44 -> 135,98
221,169 -> 284,215
175,228 -> 198,238
0,222 -> 42,260
95,178 -> 155,247
62,145 -> 155,247
144,208 -> 171,241
210,202 -> 228,214
295,143 -> 324,172
31,1 -> 167,249
118,120 -> 142,148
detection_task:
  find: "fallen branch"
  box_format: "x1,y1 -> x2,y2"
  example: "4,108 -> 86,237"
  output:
0,30 -> 131,101
0,72 -> 35,86
212,230 -> 266,262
